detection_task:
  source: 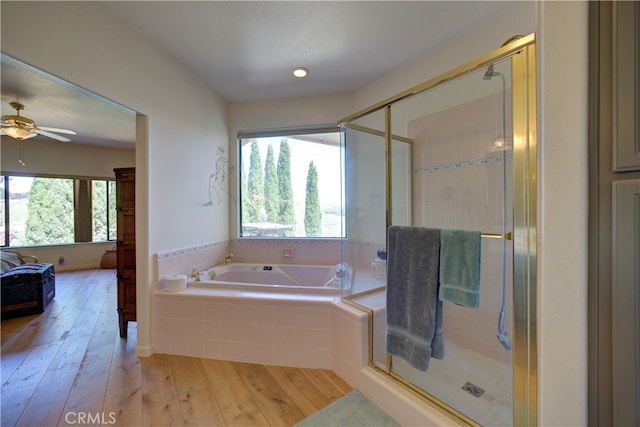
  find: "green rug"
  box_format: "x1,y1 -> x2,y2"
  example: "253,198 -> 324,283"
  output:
296,390 -> 400,427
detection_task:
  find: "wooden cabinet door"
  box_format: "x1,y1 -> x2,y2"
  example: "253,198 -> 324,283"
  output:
611,179 -> 640,426
116,169 -> 136,209
613,1 -> 640,171
114,167 -> 135,337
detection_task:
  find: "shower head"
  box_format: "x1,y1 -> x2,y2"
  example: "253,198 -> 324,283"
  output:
483,64 -> 499,80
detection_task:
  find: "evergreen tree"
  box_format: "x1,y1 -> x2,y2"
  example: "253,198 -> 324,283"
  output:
91,180 -> 117,241
304,161 -> 322,236
276,138 -> 295,232
263,143 -> 279,222
25,178 -> 74,245
92,180 -> 108,241
108,181 -> 117,240
246,140 -> 264,222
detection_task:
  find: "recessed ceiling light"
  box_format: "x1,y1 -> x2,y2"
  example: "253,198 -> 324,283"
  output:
292,67 -> 309,78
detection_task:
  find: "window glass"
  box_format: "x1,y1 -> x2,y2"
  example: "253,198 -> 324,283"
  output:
92,180 -> 117,241
9,176 -> 74,246
108,180 -> 117,241
2,175 -> 116,247
239,130 -> 344,238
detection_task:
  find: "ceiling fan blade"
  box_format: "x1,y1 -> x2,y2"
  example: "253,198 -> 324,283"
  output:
36,129 -> 71,142
38,126 -> 76,135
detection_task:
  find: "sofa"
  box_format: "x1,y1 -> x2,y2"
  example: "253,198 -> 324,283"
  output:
1,250 -> 56,319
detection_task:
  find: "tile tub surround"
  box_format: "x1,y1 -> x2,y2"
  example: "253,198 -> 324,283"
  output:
155,239 -> 369,381
157,241 -> 230,287
156,239 -> 382,294
230,238 -> 341,265
154,288 -> 369,378
332,300 -> 370,386
157,239 -> 341,290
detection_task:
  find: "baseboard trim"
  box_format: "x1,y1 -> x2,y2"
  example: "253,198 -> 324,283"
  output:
135,343 -> 154,357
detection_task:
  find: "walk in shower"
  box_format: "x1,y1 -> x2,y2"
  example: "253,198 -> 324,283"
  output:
339,35 -> 537,426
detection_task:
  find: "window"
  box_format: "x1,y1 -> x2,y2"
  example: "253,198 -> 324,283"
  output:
1,175 -> 116,247
92,180 -> 117,242
238,127 -> 345,238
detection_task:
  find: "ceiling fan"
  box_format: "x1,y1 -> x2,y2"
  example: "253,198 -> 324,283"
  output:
1,101 -> 76,142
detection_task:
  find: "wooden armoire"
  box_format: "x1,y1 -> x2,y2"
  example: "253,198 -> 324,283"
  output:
114,167 -> 136,337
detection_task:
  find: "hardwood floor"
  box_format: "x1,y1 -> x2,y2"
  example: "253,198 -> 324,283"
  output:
1,269 -> 352,426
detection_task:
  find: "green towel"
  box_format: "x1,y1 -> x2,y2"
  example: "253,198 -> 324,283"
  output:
438,229 -> 482,308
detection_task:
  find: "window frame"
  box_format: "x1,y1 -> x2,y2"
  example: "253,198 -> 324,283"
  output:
1,173 -> 117,248
237,125 -> 345,239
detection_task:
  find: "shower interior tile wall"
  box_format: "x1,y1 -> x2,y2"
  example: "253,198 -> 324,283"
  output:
409,92 -> 513,365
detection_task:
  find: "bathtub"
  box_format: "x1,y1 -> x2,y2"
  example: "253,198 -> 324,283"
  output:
187,263 -> 347,295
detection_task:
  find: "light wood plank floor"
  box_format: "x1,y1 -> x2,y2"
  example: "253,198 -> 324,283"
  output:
1,269 -> 352,426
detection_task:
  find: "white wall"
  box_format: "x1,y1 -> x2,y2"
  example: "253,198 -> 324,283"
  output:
6,242 -> 115,272
1,2 -> 229,356
349,1 -> 589,425
1,138 -> 134,177
536,2 -> 589,426
229,94 -> 354,132
353,3 -> 537,111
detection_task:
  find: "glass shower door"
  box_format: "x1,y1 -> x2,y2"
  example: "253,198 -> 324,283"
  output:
337,34 -> 537,426
387,57 -> 514,426
341,108 -> 413,370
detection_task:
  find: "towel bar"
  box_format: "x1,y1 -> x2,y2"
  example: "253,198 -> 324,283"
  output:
481,231 -> 512,240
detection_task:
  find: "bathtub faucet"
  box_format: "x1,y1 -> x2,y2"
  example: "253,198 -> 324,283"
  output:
225,254 -> 234,265
190,269 -> 201,282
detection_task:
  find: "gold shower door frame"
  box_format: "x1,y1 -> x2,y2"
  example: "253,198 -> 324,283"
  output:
338,34 -> 538,426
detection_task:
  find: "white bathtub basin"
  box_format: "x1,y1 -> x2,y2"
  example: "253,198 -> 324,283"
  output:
189,262 -> 343,295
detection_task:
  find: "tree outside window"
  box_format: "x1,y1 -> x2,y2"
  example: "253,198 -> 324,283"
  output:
239,130 -> 344,238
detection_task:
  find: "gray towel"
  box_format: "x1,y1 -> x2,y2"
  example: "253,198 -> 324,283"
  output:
438,229 -> 482,308
386,226 -> 444,371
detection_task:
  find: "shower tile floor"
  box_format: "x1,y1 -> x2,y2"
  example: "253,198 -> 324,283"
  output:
392,344 -> 512,426
350,290 -> 513,427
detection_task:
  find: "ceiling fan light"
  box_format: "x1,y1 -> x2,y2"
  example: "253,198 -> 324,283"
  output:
2,126 -> 38,140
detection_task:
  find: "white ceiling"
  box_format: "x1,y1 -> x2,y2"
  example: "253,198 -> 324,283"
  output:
105,1 -> 515,103
1,54 -> 137,149
1,1 -> 516,148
